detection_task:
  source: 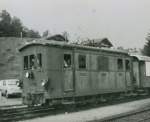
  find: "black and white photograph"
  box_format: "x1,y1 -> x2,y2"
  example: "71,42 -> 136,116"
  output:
1,0 -> 150,122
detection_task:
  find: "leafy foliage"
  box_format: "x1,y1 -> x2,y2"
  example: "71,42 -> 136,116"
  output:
143,34 -> 150,56
0,10 -> 41,38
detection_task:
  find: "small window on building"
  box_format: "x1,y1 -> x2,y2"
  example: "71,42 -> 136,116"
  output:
37,53 -> 42,67
64,54 -> 71,68
3,81 -> 6,86
117,59 -> 123,70
78,55 -> 86,69
97,56 -> 109,71
125,60 -> 130,71
24,56 -> 28,70
30,55 -> 35,69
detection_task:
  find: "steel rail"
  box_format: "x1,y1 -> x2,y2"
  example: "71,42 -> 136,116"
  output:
0,106 -> 55,122
93,106 -> 150,122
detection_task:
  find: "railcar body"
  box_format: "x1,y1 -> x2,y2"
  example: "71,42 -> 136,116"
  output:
19,40 -> 133,105
131,54 -> 150,91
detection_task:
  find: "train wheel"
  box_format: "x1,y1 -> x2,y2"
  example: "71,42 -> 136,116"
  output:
63,104 -> 76,112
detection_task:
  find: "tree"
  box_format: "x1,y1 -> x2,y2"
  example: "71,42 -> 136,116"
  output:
0,10 -> 12,36
143,33 -> 150,56
11,16 -> 23,37
26,29 -> 41,38
0,10 -> 41,38
22,27 -> 40,38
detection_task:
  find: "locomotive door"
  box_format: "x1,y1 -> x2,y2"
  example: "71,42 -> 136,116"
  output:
125,59 -> 132,88
132,61 -> 140,87
63,52 -> 74,92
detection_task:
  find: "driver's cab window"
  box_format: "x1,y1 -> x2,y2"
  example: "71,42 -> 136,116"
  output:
30,55 -> 35,69
64,54 -> 71,68
117,59 -> 123,71
37,53 -> 42,67
24,56 -> 28,70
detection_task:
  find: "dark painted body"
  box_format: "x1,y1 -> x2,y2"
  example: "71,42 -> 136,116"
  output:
19,41 -> 133,105
132,55 -> 150,89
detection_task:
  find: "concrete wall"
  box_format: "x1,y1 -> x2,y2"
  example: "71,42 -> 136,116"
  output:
0,37 -> 35,80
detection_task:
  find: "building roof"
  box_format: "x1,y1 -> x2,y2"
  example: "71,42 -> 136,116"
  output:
19,39 -> 128,55
130,54 -> 150,62
81,38 -> 113,48
46,34 -> 68,42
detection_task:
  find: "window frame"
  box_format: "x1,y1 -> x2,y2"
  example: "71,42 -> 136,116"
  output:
125,59 -> 130,71
63,53 -> 72,68
3,81 -> 6,86
145,61 -> 150,76
117,58 -> 124,71
24,56 -> 29,70
78,54 -> 86,69
37,53 -> 42,68
29,54 -> 35,69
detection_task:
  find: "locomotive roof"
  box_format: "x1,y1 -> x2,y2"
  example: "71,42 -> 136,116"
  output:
19,39 -> 129,55
130,54 -> 150,62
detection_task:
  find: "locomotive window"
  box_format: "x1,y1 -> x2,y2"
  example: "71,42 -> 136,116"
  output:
78,55 -> 86,69
29,55 -> 35,69
37,53 -> 42,67
24,56 -> 28,70
64,54 -> 71,68
117,59 -> 123,70
97,56 -> 109,71
146,62 -> 150,76
125,60 -> 130,71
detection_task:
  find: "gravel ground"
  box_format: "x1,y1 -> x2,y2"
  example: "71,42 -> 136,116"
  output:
0,91 -> 22,106
20,98 -> 150,122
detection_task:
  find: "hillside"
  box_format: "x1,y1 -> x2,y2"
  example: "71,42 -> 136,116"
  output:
0,37 -> 34,80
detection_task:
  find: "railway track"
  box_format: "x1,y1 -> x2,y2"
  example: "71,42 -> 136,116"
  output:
0,105 -> 57,122
0,95 -> 150,122
0,104 -> 25,110
92,105 -> 150,122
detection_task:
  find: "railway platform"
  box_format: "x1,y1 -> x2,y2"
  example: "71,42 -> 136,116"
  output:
21,98 -> 150,122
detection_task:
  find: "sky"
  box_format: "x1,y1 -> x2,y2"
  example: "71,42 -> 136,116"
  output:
0,0 -> 150,48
